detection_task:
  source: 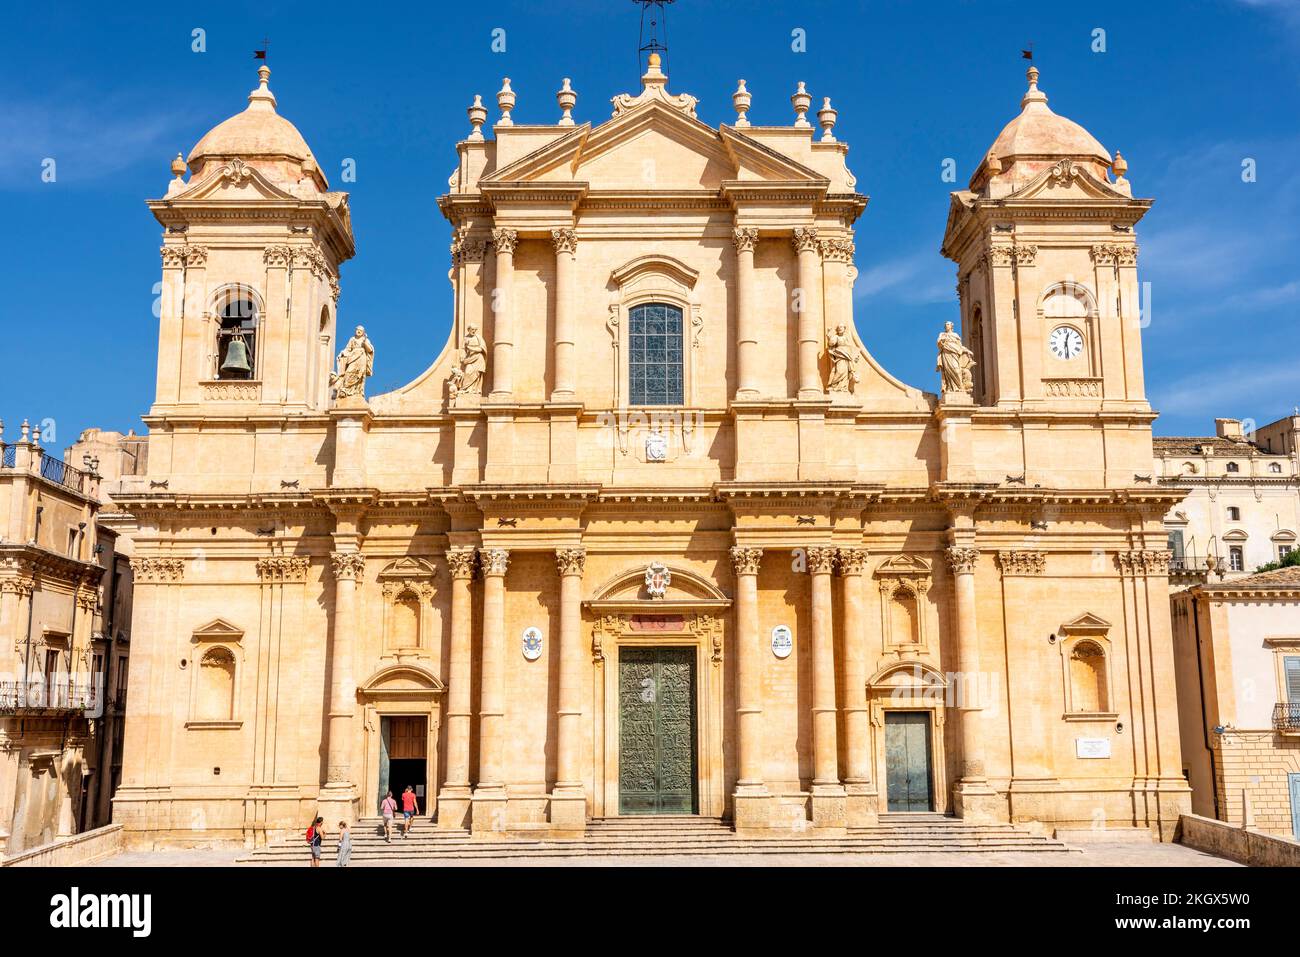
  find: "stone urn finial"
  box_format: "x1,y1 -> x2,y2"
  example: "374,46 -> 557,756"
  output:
467,94 -> 488,141
817,97 -> 837,142
556,78 -> 577,126
497,77 -> 516,126
791,81 -> 811,128
732,79 -> 752,127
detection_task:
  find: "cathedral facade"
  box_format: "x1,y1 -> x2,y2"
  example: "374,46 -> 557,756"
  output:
112,56 -> 1190,846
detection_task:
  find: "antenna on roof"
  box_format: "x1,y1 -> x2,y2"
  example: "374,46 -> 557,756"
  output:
253,37 -> 270,60
632,1 -> 675,75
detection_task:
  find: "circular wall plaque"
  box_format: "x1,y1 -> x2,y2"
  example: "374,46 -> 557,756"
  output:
521,626 -> 543,661
771,624 -> 793,659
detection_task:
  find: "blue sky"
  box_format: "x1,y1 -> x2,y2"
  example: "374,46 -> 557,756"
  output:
1,0 -> 1296,447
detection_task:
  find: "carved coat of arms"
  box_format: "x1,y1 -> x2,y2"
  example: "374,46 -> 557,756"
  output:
644,562 -> 671,599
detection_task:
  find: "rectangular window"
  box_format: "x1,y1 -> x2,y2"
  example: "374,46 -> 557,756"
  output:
1286,657 -> 1300,703
1229,546 -> 1245,571
628,303 -> 683,406
1167,530 -> 1185,568
1280,545 -> 1294,561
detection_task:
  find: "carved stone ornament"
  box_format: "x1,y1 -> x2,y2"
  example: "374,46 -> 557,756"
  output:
835,547 -> 870,576
446,547 -> 477,580
219,158 -> 254,185
555,547 -> 586,577
983,246 -> 1015,269
792,226 -> 820,254
329,551 -> 366,581
130,557 -> 185,583
819,238 -> 855,263
936,320 -> 976,395
730,545 -> 762,577
1090,242 -> 1139,267
491,228 -> 519,256
448,323 -> 487,402
256,556 -> 309,582
550,227 -> 578,256
732,226 -> 758,253
996,550 -> 1046,576
644,561 -> 671,599
806,546 -> 837,574
331,325 -> 374,400
451,227 -> 488,266
480,548 -> 510,577
263,244 -> 293,268
610,54 -> 699,118
826,324 -> 861,393
944,546 -> 979,575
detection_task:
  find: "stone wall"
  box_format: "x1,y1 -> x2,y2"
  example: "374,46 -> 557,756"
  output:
1213,731 -> 1300,839
1,823 -> 123,867
1178,813 -> 1300,867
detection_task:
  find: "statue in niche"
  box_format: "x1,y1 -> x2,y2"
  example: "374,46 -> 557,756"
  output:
331,325 -> 374,399
826,324 -> 860,393
936,320 -> 976,395
448,323 -> 487,400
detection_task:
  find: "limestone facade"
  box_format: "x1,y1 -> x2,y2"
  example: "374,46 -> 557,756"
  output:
1170,566 -> 1300,839
111,59 -> 1190,846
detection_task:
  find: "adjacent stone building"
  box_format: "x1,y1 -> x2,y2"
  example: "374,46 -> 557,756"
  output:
111,57 -> 1189,847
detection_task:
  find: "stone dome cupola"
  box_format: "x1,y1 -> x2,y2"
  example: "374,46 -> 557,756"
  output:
970,65 -> 1113,195
186,65 -> 328,192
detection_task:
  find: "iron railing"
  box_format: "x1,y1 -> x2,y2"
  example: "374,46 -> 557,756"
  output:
38,452 -> 87,493
0,444 -> 14,469
1273,702 -> 1300,732
0,679 -> 98,715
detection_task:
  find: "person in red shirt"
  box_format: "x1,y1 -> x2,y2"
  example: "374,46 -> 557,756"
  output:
400,785 -> 419,838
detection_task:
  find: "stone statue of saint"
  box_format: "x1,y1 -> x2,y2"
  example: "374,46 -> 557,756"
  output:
331,325 -> 374,399
448,324 -> 487,400
936,320 -> 975,395
826,324 -> 859,393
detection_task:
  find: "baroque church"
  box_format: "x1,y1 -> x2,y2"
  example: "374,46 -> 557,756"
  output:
111,51 -> 1191,845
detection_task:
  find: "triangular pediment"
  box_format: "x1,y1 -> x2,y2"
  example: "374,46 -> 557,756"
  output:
378,557 -> 437,579
1008,160 -> 1129,201
1059,612 -> 1112,634
172,160 -> 296,203
482,100 -> 827,191
192,618 -> 244,639
875,554 -> 933,577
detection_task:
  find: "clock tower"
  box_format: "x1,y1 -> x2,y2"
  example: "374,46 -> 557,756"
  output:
942,66 -> 1150,413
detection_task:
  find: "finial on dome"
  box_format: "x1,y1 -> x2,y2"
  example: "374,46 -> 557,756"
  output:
985,150 -> 1003,176
171,152 -> 186,178
556,78 -> 577,126
248,63 -> 277,112
1021,64 -> 1047,108
497,78 -> 515,126
817,97 -> 838,142
1111,150 -> 1128,181
732,80 -> 751,127
791,81 -> 811,128
467,95 -> 487,140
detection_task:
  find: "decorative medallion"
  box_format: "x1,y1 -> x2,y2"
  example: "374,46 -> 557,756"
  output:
771,624 -> 793,659
645,432 -> 668,462
644,562 -> 671,599
522,626 -> 543,661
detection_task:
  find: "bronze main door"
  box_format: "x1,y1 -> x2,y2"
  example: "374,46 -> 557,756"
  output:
618,647 -> 697,814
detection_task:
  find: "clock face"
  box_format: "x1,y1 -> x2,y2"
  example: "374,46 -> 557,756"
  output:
1049,326 -> 1084,360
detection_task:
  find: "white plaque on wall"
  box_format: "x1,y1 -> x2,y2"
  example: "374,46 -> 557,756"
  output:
771,625 -> 793,659
645,433 -> 668,462
522,626 -> 543,661
1075,737 -> 1111,759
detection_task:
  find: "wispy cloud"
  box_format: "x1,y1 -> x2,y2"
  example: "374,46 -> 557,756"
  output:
0,95 -> 182,189
854,247 -> 954,306
1151,358 -> 1299,420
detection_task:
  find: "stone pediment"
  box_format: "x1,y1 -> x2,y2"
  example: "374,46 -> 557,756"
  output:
481,99 -> 826,192
586,563 -> 730,609
359,663 -> 445,696
1058,612 -> 1112,635
192,618 -> 244,640
875,554 -> 933,577
170,159 -> 297,203
1006,159 -> 1130,202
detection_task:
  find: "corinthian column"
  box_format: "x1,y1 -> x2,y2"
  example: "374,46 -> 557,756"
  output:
489,228 -> 517,400
730,545 -> 770,832
793,226 -> 824,399
836,546 -> 875,825
320,550 -> 365,822
733,226 -> 759,397
550,546 -> 587,834
551,228 -> 578,400
807,546 -> 845,829
472,547 -> 510,834
437,547 -> 476,829
946,543 -> 998,821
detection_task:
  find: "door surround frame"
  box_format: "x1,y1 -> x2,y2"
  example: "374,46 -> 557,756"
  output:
358,663 -> 444,819
868,659 -> 948,815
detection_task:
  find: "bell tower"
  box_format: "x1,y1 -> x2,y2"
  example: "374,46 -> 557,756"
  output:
942,66 -> 1149,412
147,65 -> 355,414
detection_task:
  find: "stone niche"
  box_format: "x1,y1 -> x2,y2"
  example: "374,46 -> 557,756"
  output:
377,557 -> 438,659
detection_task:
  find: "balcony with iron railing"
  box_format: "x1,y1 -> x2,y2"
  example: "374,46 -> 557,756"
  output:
0,444 -> 89,494
1273,702 -> 1300,733
0,678 -> 100,716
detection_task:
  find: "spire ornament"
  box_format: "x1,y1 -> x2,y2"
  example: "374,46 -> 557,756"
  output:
791,81 -> 812,127
732,80 -> 752,127
556,78 -> 577,126
467,95 -> 488,141
817,97 -> 838,142
496,78 -> 516,126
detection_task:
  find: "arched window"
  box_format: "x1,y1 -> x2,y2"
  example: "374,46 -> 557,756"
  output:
1225,461 -> 1240,473
628,302 -> 683,405
197,647 -> 236,721
1069,640 -> 1108,713
216,291 -> 258,380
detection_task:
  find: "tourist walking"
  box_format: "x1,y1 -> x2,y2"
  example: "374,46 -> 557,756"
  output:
380,790 -> 398,843
306,816 -> 325,867
401,785 -> 419,838
336,821 -> 352,867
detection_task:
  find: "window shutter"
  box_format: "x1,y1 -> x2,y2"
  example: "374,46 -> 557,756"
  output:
1286,657 -> 1300,703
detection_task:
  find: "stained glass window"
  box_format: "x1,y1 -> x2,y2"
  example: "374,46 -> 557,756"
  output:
628,302 -> 683,405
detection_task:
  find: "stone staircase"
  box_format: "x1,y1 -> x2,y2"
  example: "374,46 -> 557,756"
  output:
238,812 -> 1078,864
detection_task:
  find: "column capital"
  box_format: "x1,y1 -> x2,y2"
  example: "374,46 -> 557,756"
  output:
806,545 -> 837,574
492,228 -> 519,255
479,547 -> 510,577
835,546 -> 869,575
732,226 -> 758,252
554,546 -> 586,577
792,225 -> 820,254
995,549 -> 1045,576
550,227 -> 578,256
329,551 -> 366,581
819,238 -> 854,263
446,546 -> 477,580
730,545 -> 763,576
945,545 -> 979,575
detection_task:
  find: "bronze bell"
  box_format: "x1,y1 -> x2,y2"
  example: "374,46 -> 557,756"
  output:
221,334 -> 251,374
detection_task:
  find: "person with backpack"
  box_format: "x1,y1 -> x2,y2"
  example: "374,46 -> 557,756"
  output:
336,820 -> 352,867
306,816 -> 325,867
400,784 -> 419,838
380,790 -> 398,843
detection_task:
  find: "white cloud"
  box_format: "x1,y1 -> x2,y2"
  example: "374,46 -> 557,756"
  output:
853,248 -> 955,306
